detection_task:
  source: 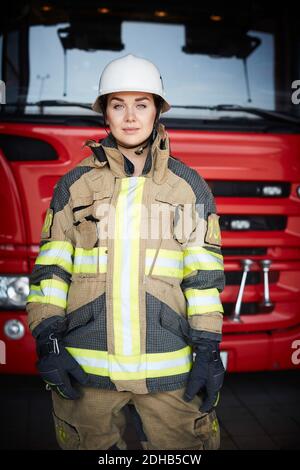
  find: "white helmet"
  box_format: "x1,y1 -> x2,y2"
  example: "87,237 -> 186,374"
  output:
92,54 -> 171,114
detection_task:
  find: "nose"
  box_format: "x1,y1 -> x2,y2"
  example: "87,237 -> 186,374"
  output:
124,105 -> 136,122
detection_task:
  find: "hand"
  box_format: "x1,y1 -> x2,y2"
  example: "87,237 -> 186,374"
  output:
34,316 -> 89,399
183,339 -> 225,412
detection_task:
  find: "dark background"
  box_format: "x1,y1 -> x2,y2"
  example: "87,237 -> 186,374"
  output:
1,370 -> 299,450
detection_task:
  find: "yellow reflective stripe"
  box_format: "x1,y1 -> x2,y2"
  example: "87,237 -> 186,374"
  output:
151,265 -> 183,278
145,248 -> 183,278
36,241 -> 73,274
185,287 -> 220,298
185,287 -> 224,315
188,304 -> 224,314
73,247 -> 108,274
113,178 -> 144,356
183,246 -> 224,277
130,179 -> 144,354
40,240 -> 74,254
73,247 -> 98,274
113,178 -> 127,355
185,246 -> 223,260
27,278 -> 68,308
147,249 -> 183,260
66,346 -> 192,379
73,264 -> 97,274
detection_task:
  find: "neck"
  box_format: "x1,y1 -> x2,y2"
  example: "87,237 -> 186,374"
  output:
117,142 -> 150,163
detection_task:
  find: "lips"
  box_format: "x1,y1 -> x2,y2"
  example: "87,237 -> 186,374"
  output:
123,128 -> 139,131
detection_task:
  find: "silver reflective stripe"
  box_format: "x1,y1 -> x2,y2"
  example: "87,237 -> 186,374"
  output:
184,253 -> 223,266
76,356 -> 108,369
99,254 -> 107,264
188,295 -> 222,306
74,353 -> 191,373
121,177 -> 138,355
41,286 -> 67,300
38,248 -> 72,263
74,253 -> 97,265
29,287 -> 43,297
146,257 -> 183,269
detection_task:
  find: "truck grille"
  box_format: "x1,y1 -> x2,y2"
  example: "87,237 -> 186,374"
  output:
222,247 -> 267,256
220,215 -> 286,231
208,181 -> 290,197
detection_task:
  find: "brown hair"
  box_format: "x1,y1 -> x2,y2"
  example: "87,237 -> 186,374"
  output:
100,93 -> 162,124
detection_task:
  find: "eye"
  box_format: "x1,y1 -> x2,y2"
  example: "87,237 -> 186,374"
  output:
113,104 -> 123,109
137,104 -> 147,108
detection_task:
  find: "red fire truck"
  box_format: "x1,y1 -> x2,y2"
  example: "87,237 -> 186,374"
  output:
0,1 -> 300,374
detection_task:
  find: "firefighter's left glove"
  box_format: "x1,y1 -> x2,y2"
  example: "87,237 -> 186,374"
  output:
183,338 -> 225,413
33,316 -> 90,400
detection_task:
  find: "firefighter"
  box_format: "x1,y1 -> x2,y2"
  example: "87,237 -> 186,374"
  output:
26,54 -> 225,450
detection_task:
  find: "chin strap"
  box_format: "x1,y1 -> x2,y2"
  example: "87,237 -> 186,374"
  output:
114,137 -> 149,154
115,135 -> 151,155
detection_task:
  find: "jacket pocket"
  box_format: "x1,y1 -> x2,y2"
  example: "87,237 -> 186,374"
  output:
66,276 -> 106,314
153,191 -> 195,247
52,410 -> 80,450
75,219 -> 98,250
73,198 -> 99,250
173,203 -> 195,246
72,186 -> 113,250
194,409 -> 220,450
152,192 -> 178,242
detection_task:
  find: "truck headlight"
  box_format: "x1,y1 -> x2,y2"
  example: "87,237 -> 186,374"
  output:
0,276 -> 29,308
262,185 -> 282,196
230,219 -> 251,230
4,319 -> 25,339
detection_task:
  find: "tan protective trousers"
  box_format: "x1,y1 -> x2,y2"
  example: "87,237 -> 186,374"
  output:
51,386 -> 220,450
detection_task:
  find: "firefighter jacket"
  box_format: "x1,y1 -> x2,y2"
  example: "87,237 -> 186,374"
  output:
27,123 -> 225,394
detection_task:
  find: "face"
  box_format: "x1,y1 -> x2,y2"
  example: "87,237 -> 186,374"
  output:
105,92 -> 157,146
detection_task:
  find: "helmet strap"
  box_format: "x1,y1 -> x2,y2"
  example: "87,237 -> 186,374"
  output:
115,134 -> 152,155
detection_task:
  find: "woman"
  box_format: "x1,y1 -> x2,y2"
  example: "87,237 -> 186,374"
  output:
27,54 -> 225,450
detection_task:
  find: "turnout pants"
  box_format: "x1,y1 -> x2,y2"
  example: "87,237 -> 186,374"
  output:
52,386 -> 220,450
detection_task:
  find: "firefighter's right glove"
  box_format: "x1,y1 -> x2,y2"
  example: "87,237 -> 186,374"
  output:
183,339 -> 225,413
33,316 -> 89,400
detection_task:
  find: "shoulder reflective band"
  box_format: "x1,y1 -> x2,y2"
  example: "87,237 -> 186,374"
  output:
183,246 -> 224,277
35,241 -> 74,274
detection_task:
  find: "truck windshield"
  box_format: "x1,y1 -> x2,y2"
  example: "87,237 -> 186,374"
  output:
1,2 -> 299,120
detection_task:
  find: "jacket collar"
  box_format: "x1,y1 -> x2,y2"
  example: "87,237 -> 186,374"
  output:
87,123 -> 170,184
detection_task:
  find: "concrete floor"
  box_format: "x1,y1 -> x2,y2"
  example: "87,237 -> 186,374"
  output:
0,370 -> 299,450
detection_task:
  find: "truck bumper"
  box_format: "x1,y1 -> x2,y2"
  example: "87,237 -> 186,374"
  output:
221,324 -> 300,372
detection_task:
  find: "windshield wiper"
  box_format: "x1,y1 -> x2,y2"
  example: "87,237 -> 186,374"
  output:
172,103 -> 300,125
35,100 -> 93,110
1,99 -> 93,111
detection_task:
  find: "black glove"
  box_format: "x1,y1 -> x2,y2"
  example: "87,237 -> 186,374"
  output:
183,338 -> 225,413
33,316 -> 89,400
